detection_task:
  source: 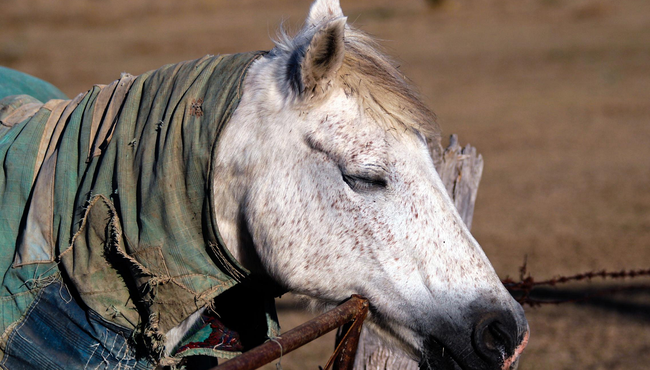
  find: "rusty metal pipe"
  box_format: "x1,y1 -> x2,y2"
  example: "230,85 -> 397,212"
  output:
212,295 -> 369,370
332,302 -> 368,370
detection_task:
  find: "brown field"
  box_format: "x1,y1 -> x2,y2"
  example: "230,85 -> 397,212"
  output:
2,0 -> 649,369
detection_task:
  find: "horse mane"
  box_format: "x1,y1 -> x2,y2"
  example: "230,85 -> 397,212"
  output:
274,23 -> 442,160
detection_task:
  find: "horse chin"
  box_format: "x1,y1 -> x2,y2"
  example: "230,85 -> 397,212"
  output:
419,339 -> 523,370
419,339 -> 464,370
292,293 -> 336,313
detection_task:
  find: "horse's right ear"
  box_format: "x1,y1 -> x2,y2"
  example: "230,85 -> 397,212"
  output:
287,17 -> 346,101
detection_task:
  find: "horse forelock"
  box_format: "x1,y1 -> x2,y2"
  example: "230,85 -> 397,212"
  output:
273,24 -> 442,159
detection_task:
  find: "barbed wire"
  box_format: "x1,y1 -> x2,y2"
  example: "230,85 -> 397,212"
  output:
502,256 -> 650,306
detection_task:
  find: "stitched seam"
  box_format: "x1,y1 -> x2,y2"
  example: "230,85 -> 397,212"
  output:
0,279 -> 56,367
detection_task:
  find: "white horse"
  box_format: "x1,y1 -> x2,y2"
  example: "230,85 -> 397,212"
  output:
198,0 -> 529,369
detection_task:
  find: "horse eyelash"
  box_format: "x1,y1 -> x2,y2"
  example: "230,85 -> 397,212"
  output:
342,173 -> 387,192
306,134 -> 388,192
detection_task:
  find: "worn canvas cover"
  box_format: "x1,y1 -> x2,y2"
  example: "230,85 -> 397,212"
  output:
0,53 -> 278,368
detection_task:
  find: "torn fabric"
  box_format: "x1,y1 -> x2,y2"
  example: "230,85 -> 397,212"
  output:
0,53 -> 279,368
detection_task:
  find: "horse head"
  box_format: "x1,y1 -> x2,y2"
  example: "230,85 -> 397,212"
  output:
213,1 -> 529,369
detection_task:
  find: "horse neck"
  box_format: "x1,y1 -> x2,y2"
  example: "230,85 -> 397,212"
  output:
211,57 -> 276,274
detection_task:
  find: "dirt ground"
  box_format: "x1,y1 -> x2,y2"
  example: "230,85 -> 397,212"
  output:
2,0 -> 649,369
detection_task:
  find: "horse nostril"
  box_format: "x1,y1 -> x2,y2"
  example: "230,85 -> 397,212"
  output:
484,321 -> 509,353
473,313 -> 516,367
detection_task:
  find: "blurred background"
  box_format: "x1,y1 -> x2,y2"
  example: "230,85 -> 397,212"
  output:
2,0 -> 649,369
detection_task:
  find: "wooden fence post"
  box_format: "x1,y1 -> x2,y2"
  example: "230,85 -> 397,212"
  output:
352,135 -> 484,370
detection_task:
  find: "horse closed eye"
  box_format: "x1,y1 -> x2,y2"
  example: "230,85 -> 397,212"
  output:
342,173 -> 387,192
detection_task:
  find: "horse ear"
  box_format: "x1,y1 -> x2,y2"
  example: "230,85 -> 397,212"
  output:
292,17 -> 346,99
306,0 -> 344,27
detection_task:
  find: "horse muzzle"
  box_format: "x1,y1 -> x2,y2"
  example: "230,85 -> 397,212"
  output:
419,307 -> 529,370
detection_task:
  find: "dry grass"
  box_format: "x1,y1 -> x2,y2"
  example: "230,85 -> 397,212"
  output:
2,0 -> 649,369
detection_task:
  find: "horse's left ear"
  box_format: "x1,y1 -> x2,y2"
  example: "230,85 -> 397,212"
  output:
291,17 -> 346,100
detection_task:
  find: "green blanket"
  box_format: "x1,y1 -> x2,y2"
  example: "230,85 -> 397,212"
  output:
0,66 -> 67,102
0,53 -> 277,366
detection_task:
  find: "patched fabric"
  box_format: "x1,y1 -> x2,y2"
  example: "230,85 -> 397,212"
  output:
0,53 -> 279,368
1,278 -> 152,370
176,313 -> 244,354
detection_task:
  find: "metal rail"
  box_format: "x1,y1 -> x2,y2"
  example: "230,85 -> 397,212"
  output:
212,295 -> 369,370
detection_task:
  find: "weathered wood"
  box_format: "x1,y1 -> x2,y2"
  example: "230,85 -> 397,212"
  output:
353,134 -> 484,370
436,134 -> 484,230
353,329 -> 420,370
